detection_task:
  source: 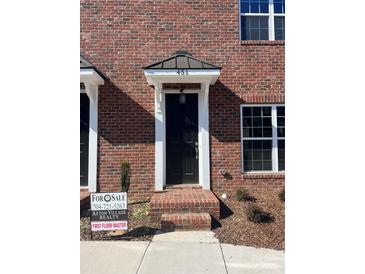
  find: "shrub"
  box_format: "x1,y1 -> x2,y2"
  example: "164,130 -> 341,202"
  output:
120,162 -> 130,192
236,189 -> 256,202
129,203 -> 149,220
246,205 -> 274,223
278,188 -> 285,202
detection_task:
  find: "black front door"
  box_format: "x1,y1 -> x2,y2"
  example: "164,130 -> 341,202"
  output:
80,94 -> 89,186
166,94 -> 199,184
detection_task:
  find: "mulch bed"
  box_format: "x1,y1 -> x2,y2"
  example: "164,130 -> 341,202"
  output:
80,191 -> 284,250
213,190 -> 285,250
80,201 -> 159,241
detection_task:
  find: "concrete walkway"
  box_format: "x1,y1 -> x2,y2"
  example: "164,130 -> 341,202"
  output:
80,231 -> 284,274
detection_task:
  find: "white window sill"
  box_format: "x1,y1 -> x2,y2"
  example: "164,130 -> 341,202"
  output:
240,40 -> 285,45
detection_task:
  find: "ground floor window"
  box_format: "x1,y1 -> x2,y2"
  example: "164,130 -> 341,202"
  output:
241,104 -> 285,172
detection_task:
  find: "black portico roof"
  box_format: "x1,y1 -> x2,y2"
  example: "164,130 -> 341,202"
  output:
143,51 -> 221,70
80,54 -> 108,80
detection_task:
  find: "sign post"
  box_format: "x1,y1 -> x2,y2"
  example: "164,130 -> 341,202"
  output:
90,192 -> 128,238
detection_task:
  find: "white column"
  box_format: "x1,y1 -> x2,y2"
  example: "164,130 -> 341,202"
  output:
268,0 -> 275,40
85,84 -> 98,193
199,82 -> 211,189
154,83 -> 165,190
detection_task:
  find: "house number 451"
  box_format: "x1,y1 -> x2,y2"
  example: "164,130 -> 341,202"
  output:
177,69 -> 188,75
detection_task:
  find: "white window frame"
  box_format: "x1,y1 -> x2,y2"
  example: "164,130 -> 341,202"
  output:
240,104 -> 285,173
276,105 -> 285,171
239,0 -> 285,40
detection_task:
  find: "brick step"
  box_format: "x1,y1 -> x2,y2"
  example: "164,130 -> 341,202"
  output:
150,189 -> 220,222
161,213 -> 211,231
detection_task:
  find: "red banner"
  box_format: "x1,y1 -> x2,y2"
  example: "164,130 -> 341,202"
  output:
91,221 -> 128,231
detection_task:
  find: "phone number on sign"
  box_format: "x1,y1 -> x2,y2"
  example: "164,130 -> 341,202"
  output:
91,203 -> 126,210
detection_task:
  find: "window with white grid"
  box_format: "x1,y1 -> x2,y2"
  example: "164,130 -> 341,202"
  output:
240,0 -> 285,40
241,105 -> 285,172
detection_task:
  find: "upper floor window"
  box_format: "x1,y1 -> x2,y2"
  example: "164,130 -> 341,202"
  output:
240,0 -> 285,41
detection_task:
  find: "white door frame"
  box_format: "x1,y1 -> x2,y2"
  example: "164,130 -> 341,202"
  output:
80,87 -> 98,193
154,84 -> 211,190
80,68 -> 104,192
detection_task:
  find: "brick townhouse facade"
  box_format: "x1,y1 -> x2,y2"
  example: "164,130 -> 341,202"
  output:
80,0 -> 285,202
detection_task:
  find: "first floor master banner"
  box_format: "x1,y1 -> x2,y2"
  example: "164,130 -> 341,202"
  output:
91,220 -> 128,231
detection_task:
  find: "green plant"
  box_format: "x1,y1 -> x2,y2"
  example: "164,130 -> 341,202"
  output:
246,204 -> 274,223
236,189 -> 256,202
129,203 -> 150,220
120,162 -> 130,192
278,188 -> 285,202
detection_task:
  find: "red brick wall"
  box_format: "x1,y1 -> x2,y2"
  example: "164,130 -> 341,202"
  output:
81,0 -> 285,200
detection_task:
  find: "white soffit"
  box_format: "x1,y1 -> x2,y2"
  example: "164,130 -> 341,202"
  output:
80,68 -> 105,86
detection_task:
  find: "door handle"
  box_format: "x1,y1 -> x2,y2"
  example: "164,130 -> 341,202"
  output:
195,142 -> 199,159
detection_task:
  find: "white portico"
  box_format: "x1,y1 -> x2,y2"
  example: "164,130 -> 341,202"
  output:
144,51 -> 221,191
80,55 -> 105,193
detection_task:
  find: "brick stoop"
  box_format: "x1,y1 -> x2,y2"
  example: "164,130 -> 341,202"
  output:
161,213 -> 211,231
80,190 -> 90,208
150,187 -> 220,230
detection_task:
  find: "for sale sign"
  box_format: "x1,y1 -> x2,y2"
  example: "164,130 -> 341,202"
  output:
90,192 -> 128,231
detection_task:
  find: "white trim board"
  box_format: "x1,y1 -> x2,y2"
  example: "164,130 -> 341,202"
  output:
144,69 -> 220,86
